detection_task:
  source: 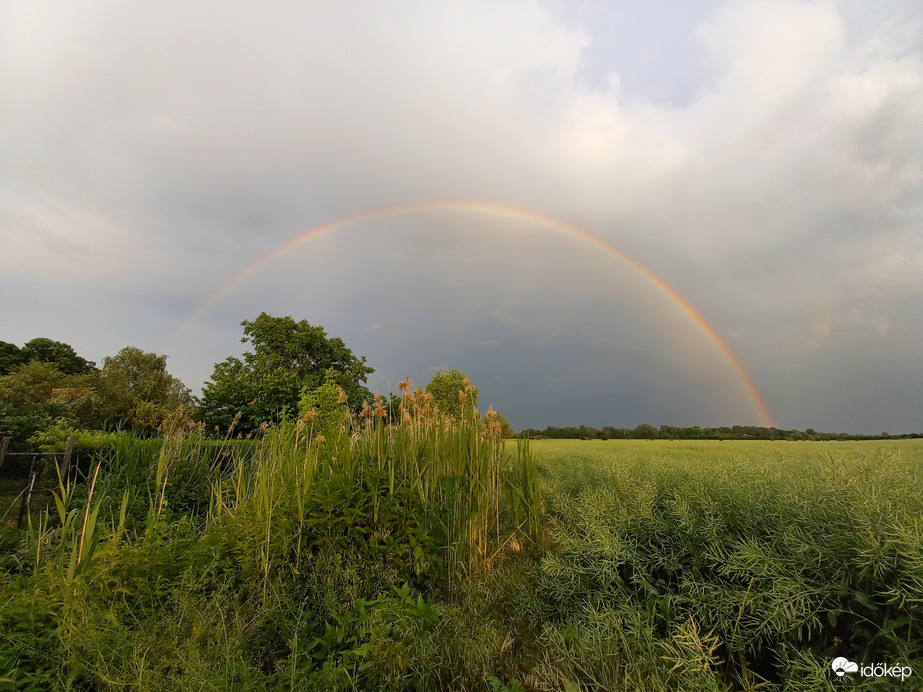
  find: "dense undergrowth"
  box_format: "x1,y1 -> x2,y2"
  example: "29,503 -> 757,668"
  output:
1,402 -> 921,690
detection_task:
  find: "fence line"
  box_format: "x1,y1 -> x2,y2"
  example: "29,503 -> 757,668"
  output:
0,435 -> 76,528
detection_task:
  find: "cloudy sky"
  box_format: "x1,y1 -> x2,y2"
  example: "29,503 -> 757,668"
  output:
2,0 -> 921,433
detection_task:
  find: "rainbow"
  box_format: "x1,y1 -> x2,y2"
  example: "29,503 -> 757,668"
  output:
167,200 -> 774,427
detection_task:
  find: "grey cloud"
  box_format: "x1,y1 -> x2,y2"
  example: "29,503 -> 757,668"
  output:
2,0 -> 920,433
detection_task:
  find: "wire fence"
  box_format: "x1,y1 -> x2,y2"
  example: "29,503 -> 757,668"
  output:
0,435 -> 76,528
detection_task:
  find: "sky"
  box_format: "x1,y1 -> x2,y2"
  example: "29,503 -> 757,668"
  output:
2,0 -> 921,434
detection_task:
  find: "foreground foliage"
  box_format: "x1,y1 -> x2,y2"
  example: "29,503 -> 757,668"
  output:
0,428 -> 920,689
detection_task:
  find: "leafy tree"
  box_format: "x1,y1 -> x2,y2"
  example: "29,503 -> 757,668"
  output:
0,360 -> 69,405
198,313 -> 373,435
101,347 -> 191,406
0,339 -> 96,446
578,425 -> 598,440
0,402 -> 60,451
20,337 -> 96,375
424,368 -> 478,420
91,346 -> 193,433
0,346 -> 191,444
0,361 -> 78,449
632,423 -> 659,439
0,341 -> 27,375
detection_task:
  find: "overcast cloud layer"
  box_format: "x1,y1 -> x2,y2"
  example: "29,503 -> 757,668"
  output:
2,0 -> 921,433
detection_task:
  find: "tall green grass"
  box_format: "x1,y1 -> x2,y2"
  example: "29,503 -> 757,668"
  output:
1,426 -> 920,690
209,384 -> 513,581
0,384 -> 544,689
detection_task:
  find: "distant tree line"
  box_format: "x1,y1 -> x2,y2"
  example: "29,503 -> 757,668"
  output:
518,424 -> 922,441
0,339 -> 193,451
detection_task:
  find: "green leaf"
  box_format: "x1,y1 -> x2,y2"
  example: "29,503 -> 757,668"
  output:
855,591 -> 877,610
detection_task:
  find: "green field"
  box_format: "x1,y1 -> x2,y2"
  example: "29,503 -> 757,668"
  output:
1,429 -> 920,690
530,437 -> 923,460
528,439 -> 923,689
529,438 -> 923,503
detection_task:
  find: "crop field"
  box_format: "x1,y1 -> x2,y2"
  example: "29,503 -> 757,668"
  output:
528,439 -> 923,690
1,416 -> 920,690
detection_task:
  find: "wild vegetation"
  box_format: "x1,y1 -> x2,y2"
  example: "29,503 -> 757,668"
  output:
2,318 -> 921,689
0,340 -> 192,451
0,377 -> 534,690
1,421 -> 920,689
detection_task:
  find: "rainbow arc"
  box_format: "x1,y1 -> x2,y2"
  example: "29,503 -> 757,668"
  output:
166,200 -> 773,427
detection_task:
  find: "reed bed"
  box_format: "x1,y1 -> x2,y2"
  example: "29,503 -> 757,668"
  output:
0,382 -> 543,690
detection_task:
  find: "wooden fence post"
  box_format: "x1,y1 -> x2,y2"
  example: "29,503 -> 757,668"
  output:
0,437 -> 10,473
59,435 -> 76,490
17,455 -> 38,529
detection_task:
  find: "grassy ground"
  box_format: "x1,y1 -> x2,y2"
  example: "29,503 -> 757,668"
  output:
0,431 -> 920,690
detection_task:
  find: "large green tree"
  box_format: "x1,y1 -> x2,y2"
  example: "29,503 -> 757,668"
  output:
91,347 -> 194,432
197,313 -> 373,435
0,338 -> 96,376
